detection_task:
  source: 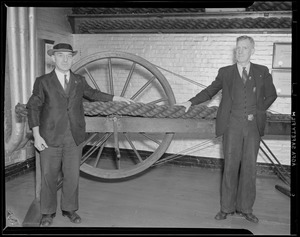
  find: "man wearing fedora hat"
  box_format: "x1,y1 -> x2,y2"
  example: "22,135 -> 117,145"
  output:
27,43 -> 134,227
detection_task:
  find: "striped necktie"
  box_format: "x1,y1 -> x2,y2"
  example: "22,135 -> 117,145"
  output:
64,74 -> 69,91
242,67 -> 248,84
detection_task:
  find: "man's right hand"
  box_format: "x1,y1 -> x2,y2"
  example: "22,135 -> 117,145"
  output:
32,126 -> 48,151
34,135 -> 48,151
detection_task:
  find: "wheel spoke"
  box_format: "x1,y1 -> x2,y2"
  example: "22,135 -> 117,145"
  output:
131,76 -> 156,100
82,133 -> 98,146
82,134 -> 101,160
84,67 -> 101,91
93,138 -> 107,167
81,132 -> 112,164
147,98 -> 169,105
108,58 -> 114,94
123,133 -> 143,163
140,133 -> 162,145
121,62 -> 136,97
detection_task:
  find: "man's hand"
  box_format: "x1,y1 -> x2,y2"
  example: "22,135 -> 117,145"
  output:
15,103 -> 28,117
34,135 -> 48,151
113,96 -> 135,104
174,101 -> 192,113
32,126 -> 48,151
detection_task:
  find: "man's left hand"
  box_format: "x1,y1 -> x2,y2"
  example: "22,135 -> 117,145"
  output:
113,96 -> 135,104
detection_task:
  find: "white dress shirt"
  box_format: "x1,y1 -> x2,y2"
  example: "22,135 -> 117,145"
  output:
55,69 -> 70,88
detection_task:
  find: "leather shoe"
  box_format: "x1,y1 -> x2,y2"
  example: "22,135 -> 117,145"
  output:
40,213 -> 56,227
62,210 -> 81,223
236,211 -> 259,223
214,211 -> 234,220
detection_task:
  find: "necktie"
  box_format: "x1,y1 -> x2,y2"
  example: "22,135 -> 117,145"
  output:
64,74 -> 69,91
242,67 -> 248,84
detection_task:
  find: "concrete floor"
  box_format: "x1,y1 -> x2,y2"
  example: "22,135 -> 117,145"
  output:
5,164 -> 291,235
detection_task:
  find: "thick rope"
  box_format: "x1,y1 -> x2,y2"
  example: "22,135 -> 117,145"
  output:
15,102 -> 291,121
83,101 -> 291,121
83,101 -> 218,119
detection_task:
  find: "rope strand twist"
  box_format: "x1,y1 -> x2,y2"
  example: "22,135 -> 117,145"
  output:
15,102 -> 291,121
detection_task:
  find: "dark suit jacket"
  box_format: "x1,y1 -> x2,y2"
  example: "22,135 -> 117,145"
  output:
189,63 -> 277,137
27,70 -> 114,146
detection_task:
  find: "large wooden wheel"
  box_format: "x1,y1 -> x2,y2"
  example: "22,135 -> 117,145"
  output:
71,51 -> 175,180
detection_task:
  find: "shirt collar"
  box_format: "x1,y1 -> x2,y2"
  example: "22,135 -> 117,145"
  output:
55,68 -> 70,79
237,62 -> 250,72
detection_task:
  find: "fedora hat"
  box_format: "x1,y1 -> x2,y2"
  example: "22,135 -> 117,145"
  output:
47,43 -> 78,56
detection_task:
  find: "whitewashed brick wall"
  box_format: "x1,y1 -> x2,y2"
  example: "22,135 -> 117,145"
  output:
73,33 -> 291,165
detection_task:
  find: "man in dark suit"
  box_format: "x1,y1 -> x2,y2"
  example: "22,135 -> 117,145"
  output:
26,43 -> 133,227
177,36 -> 277,223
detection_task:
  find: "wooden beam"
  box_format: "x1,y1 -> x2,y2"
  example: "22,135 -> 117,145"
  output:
85,117 -> 215,134
85,116 -> 290,136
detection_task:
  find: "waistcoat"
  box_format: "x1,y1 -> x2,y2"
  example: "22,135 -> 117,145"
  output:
231,70 -> 257,120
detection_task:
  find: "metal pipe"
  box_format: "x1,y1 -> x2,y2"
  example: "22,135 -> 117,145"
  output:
260,139 -> 290,178
113,117 -> 121,168
259,146 -> 290,186
7,7 -> 22,104
5,7 -> 26,156
15,7 -> 37,151
19,7 -> 29,103
29,7 -> 36,90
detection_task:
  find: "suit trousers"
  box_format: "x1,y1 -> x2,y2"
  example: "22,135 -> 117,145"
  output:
40,126 -> 83,214
221,115 -> 260,214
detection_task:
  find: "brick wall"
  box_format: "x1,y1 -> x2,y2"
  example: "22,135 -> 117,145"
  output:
73,33 -> 291,165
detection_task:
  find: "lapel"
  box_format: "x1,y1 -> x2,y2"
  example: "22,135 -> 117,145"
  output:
49,70 -> 68,98
228,64 -> 239,100
249,63 -> 262,100
50,69 -> 80,99
68,71 -> 80,99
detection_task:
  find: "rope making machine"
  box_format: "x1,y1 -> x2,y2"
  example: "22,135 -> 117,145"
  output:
16,51 -> 291,185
